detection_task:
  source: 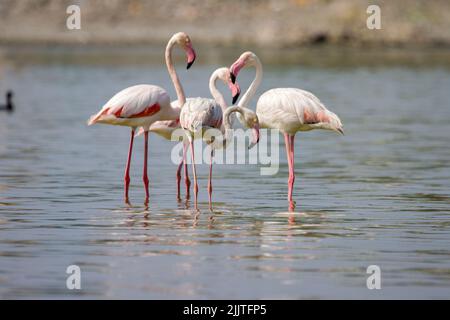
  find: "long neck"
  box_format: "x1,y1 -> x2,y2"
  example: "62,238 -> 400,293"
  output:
238,57 -> 263,108
223,106 -> 239,129
220,106 -> 243,147
165,39 -> 186,106
209,73 -> 228,113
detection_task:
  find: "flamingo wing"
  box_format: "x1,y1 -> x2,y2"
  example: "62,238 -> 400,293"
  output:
180,98 -> 223,133
257,88 -> 342,134
88,84 -> 170,125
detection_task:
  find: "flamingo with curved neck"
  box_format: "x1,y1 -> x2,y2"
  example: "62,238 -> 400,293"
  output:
230,51 -> 344,209
88,32 -> 196,205
135,34 -> 197,201
180,67 -> 260,210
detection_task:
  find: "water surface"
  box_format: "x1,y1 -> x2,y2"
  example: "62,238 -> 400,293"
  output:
0,46 -> 449,299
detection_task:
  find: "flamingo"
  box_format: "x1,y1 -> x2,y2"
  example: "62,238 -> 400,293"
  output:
230,52 -> 343,208
180,67 -> 260,210
0,90 -> 13,112
135,74 -> 240,200
87,32 -> 196,205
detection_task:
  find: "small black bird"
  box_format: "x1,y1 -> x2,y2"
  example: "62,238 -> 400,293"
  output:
0,90 -> 14,112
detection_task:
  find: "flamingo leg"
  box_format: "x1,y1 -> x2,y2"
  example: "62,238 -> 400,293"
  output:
289,135 -> 296,204
208,148 -> 214,210
143,131 -> 150,205
183,140 -> 191,198
176,159 -> 182,200
284,133 -> 296,205
189,138 -> 199,209
124,128 -> 135,204
289,135 -> 296,210
176,141 -> 191,200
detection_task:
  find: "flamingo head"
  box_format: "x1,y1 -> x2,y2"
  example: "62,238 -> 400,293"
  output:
318,111 -> 344,135
215,67 -> 241,104
230,51 -> 257,84
239,108 -> 260,149
173,32 -> 196,69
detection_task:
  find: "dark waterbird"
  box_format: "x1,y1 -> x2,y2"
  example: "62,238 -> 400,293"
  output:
0,90 -> 14,112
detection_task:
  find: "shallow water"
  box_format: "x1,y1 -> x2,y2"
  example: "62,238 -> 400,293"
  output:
0,46 -> 449,299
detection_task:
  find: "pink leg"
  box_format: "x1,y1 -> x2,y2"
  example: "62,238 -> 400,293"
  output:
183,141 -> 191,198
208,149 -> 214,210
143,131 -> 149,204
290,135 -> 297,209
284,133 -> 296,205
176,159 -> 182,200
189,139 -> 199,209
124,129 -> 135,204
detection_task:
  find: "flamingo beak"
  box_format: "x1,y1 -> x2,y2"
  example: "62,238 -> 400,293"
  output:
232,92 -> 240,105
186,46 -> 196,70
248,124 -> 260,149
337,127 -> 344,135
229,81 -> 241,105
230,72 -> 236,84
229,59 -> 244,84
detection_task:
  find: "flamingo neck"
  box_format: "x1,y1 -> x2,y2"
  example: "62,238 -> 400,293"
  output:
224,106 -> 241,129
221,106 -> 244,146
166,38 -> 186,107
238,56 -> 263,109
209,71 -> 228,113
168,102 -> 182,120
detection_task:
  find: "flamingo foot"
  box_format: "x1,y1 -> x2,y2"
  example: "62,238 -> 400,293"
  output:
193,184 -> 199,209
143,176 -> 149,205
176,165 -> 182,200
124,175 -> 131,205
208,183 -> 212,210
185,177 -> 191,197
289,200 -> 296,211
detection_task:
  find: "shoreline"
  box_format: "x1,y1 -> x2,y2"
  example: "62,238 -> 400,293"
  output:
1,0 -> 450,50
1,42 -> 450,68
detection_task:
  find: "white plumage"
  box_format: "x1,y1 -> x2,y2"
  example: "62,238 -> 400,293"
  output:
180,97 -> 223,135
257,88 -> 343,135
139,97 -> 222,140
87,85 -> 172,129
230,51 -> 343,208
86,32 -> 197,204
179,67 -> 244,210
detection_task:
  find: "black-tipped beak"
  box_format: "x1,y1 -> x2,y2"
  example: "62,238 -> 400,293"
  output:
337,128 -> 344,135
187,61 -> 194,70
232,92 -> 240,105
230,72 -> 236,84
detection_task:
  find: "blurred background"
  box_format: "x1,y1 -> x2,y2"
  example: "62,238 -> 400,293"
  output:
1,0 -> 450,67
0,0 -> 449,299
1,0 -> 450,47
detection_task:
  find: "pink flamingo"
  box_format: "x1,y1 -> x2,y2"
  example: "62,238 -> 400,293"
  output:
230,52 -> 343,208
87,32 -> 196,205
180,67 -> 260,210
